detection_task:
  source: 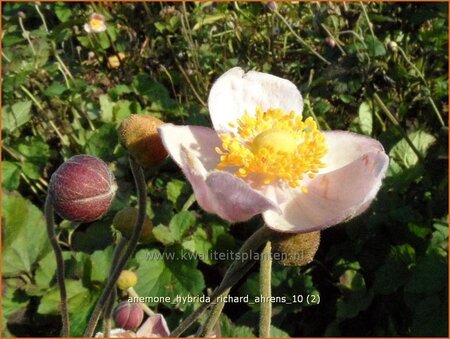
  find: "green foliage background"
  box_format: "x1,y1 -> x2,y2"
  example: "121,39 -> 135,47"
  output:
2,2 -> 448,337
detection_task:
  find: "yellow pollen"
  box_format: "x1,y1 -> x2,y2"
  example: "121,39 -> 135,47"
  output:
216,107 -> 328,190
90,18 -> 104,30
252,129 -> 297,154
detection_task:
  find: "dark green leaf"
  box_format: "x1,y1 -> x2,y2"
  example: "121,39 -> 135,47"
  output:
2,101 -> 32,132
2,191 -> 51,275
365,35 -> 386,57
2,161 -> 21,190
134,247 -> 205,311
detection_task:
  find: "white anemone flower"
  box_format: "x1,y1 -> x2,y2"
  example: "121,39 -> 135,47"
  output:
84,13 -> 107,33
158,67 -> 389,233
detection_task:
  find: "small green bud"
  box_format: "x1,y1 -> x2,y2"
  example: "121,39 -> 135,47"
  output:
113,207 -> 154,243
117,270 -> 138,291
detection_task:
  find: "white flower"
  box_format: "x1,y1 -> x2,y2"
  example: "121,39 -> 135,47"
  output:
84,13 -> 107,33
159,68 -> 389,233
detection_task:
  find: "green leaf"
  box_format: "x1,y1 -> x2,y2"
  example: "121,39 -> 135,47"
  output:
405,246 -> 447,294
358,101 -> 373,135
166,179 -> 188,205
34,251 -> 57,290
44,82 -> 67,97
109,84 -> 132,100
169,211 -> 195,241
220,313 -> 256,337
365,35 -> 386,57
134,247 -> 205,311
38,279 -> 90,315
71,218 -> 114,254
55,2 -> 72,22
90,246 -> 114,283
373,244 -> 415,294
338,269 -> 365,291
182,228 -> 213,264
96,32 -> 111,49
336,289 -> 374,320
153,225 -> 177,245
2,161 -> 21,190
2,100 -> 32,132
20,162 -> 41,180
99,94 -> 114,122
2,287 -> 29,337
17,137 -> 51,167
336,270 -> 373,319
85,123 -> 118,159
314,99 -> 332,115
2,191 -> 51,275
270,325 -> 290,337
132,74 -> 179,113
388,130 -> 436,182
182,223 -> 234,265
114,100 -> 132,121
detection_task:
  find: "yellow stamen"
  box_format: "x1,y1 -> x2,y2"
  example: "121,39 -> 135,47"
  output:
216,107 -> 327,190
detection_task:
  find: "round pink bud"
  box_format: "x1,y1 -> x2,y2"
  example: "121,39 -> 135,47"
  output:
48,155 -> 117,223
113,302 -> 144,330
325,37 -> 336,48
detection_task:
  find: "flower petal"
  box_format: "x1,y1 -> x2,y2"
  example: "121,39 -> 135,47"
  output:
208,67 -> 303,133
136,314 -> 170,337
263,149 -> 389,233
158,124 -> 221,171
159,124 -> 278,222
321,131 -> 386,173
205,171 -> 281,222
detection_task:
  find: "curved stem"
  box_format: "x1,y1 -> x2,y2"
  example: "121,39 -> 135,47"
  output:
45,197 -> 70,337
84,156 -> 147,337
197,289 -> 229,337
102,237 -> 128,338
170,226 -> 274,337
259,241 -> 272,338
127,287 -> 155,316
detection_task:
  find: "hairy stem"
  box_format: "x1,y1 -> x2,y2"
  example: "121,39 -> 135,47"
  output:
45,197 -> 70,337
84,157 -> 147,337
102,237 -> 128,338
259,241 -> 272,338
170,226 -> 274,337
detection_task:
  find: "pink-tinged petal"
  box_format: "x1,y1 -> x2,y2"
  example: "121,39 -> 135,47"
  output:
158,124 -> 221,171
321,131 -> 386,173
95,329 -> 136,338
205,171 -> 281,222
165,142 -> 278,222
136,314 -> 170,338
263,150 -> 389,233
208,67 -> 303,133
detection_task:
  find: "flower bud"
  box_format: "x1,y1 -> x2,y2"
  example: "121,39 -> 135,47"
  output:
118,114 -> 168,168
48,155 -> 117,222
18,11 -> 26,19
271,231 -> 320,266
107,53 -> 126,69
388,41 -> 398,53
266,1 -> 277,12
117,270 -> 138,291
113,302 -> 144,330
325,37 -> 336,48
113,207 -> 154,243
